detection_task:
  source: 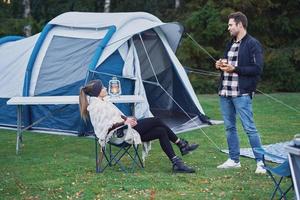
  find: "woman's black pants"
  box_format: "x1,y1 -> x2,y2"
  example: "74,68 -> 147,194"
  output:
133,117 -> 179,160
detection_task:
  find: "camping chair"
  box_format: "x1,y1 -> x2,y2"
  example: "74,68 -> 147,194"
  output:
94,125 -> 144,173
254,148 -> 294,200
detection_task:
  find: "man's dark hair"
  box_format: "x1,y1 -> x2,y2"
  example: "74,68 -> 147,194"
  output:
228,12 -> 248,29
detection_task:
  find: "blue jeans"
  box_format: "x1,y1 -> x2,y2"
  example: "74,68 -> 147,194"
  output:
220,95 -> 263,162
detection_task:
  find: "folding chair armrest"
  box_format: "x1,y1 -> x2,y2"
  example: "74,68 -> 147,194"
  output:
253,147 -> 287,161
109,124 -> 128,135
112,124 -> 128,131
110,125 -> 128,138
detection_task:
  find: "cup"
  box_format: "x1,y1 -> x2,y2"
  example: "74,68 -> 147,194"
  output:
221,59 -> 228,66
294,134 -> 300,147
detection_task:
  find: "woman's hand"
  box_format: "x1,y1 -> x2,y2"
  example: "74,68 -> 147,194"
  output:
125,117 -> 137,127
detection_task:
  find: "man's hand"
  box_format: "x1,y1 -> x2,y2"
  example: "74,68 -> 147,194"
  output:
215,59 -> 223,69
220,63 -> 236,73
125,117 -> 137,127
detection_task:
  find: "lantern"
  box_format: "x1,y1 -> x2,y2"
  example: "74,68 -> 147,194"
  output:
108,76 -> 121,96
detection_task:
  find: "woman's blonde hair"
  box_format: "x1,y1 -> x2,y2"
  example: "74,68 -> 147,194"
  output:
79,80 -> 102,121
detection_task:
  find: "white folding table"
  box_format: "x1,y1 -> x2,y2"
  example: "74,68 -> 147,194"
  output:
7,95 -> 145,154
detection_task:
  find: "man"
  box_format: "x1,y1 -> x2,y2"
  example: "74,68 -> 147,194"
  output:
215,11 -> 266,174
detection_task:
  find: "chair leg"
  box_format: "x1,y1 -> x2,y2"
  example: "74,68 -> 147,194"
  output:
110,145 -> 131,166
109,144 -> 113,166
269,174 -> 292,200
132,145 -> 144,168
279,181 -> 294,200
95,138 -> 99,173
95,143 -> 144,173
100,146 -> 113,171
95,138 -> 106,173
129,145 -> 138,172
106,144 -> 131,173
98,148 -> 105,172
269,173 -> 284,200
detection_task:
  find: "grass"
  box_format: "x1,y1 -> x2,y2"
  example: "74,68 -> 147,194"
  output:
0,93 -> 299,199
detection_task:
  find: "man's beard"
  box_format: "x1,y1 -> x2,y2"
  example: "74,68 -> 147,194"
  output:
230,30 -> 238,37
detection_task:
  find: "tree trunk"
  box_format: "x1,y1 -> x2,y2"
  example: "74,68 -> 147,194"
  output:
23,0 -> 31,36
3,0 -> 11,4
175,0 -> 180,9
104,0 -> 110,13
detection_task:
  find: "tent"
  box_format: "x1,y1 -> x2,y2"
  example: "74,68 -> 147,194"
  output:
0,12 -> 213,135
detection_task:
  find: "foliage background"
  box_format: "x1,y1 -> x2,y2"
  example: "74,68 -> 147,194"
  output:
1,0 -> 299,93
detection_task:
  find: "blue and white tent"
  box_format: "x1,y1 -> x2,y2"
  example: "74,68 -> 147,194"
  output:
0,12 -> 212,135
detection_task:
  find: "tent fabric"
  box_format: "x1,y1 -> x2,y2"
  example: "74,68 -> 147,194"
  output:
156,28 -> 204,114
0,11 -> 212,135
27,12 -> 183,97
48,12 -> 183,53
0,34 -> 39,97
122,40 -> 153,119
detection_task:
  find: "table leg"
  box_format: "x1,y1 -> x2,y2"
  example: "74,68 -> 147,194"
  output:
16,105 -> 22,154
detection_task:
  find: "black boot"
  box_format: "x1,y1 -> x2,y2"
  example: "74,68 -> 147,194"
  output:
171,156 -> 195,173
177,138 -> 199,156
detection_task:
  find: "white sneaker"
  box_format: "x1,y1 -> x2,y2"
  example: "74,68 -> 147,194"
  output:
255,161 -> 266,174
217,159 -> 241,169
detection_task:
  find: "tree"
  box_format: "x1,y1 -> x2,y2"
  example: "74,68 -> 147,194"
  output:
104,0 -> 111,12
175,0 -> 180,9
22,0 -> 31,36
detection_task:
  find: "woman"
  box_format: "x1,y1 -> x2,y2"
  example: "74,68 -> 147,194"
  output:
79,79 -> 199,173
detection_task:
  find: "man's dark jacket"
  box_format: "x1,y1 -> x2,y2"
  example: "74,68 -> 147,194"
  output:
219,34 -> 263,95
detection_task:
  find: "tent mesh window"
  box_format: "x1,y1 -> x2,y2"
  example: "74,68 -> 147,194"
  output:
133,30 -> 205,132
35,36 -> 101,96
31,36 -> 102,133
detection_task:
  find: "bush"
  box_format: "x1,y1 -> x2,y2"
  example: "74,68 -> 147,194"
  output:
263,48 -> 300,92
188,73 -> 219,94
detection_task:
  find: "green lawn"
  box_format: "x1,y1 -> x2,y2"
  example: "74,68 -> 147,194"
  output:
0,93 -> 299,199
